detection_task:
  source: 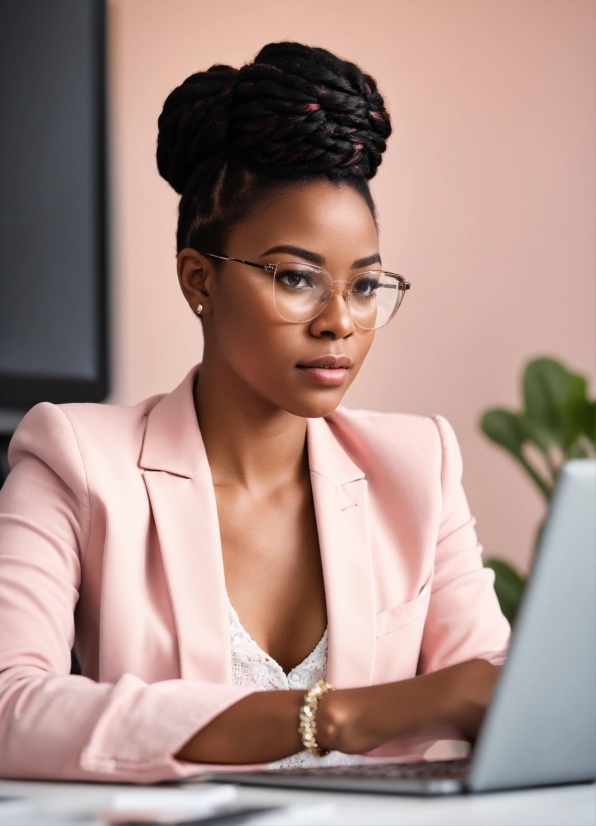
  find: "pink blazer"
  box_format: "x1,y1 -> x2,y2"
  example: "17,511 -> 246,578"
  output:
0,363 -> 509,782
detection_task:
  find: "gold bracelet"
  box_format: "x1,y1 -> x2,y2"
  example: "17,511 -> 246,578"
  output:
298,679 -> 335,757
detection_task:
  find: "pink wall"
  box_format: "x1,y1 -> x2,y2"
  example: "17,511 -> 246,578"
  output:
106,0 -> 596,572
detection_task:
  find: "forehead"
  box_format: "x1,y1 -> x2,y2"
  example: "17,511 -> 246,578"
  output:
227,180 -> 379,263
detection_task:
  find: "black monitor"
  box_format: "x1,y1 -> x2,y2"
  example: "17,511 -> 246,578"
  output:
0,0 -> 108,411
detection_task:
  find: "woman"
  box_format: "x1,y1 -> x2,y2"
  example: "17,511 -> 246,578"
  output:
0,42 -> 509,782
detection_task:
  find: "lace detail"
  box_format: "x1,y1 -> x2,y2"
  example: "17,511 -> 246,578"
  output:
228,599 -> 327,691
227,598 -> 363,769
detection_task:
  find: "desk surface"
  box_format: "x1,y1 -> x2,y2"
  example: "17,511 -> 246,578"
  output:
0,777 -> 594,826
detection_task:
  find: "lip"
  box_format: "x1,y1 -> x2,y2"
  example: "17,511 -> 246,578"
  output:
296,354 -> 352,387
297,355 -> 353,369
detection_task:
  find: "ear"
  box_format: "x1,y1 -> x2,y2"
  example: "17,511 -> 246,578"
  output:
177,248 -> 216,316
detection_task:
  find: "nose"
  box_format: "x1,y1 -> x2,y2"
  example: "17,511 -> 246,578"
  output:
308,285 -> 355,339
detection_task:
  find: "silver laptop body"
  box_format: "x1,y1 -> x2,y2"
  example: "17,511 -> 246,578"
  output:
204,460 -> 596,795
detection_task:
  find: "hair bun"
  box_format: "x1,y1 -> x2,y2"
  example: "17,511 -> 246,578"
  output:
231,42 -> 391,179
157,64 -> 238,194
157,42 -> 391,193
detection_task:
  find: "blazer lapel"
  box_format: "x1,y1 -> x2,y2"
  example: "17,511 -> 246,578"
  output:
307,417 -> 376,689
140,365 -> 231,684
136,364 -> 376,688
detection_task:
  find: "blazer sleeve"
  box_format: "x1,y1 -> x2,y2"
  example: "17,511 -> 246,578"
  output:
0,404 -> 256,783
417,415 -> 511,673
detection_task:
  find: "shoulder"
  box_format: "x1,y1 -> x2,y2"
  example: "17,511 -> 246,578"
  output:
326,405 -> 459,451
328,405 -> 437,435
7,394 -> 164,477
325,406 -> 463,492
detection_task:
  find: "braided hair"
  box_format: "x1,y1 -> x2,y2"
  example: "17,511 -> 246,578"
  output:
156,42 -> 392,254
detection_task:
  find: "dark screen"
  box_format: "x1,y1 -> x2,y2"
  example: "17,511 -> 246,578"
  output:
0,0 -> 106,404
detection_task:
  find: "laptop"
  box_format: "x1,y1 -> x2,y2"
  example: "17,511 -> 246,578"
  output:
204,460 -> 596,795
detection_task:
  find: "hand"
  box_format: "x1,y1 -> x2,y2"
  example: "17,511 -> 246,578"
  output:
316,658 -> 500,755
433,658 -> 501,741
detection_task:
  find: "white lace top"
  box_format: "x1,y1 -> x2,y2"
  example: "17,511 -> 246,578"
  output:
228,598 -> 363,769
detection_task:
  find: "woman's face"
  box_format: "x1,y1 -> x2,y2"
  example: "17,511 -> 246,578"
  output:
179,180 -> 380,418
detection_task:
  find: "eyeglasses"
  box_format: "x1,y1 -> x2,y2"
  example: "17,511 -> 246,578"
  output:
202,252 -> 411,330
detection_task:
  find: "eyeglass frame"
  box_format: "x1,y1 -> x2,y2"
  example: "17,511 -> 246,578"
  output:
200,251 -> 411,330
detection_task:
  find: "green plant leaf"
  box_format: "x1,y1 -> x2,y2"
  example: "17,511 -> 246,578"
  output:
484,558 -> 526,625
480,409 -> 552,499
577,400 -> 596,447
480,409 -> 525,456
518,414 -> 558,456
523,358 -> 591,450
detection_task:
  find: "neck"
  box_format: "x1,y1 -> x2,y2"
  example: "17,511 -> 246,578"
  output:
194,352 -> 309,492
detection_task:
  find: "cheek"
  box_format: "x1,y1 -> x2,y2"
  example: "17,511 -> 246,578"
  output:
338,333 -> 374,397
211,283 -> 298,375
352,330 -> 375,369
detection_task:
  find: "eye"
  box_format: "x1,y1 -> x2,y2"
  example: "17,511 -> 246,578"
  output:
276,269 -> 316,290
351,275 -> 380,298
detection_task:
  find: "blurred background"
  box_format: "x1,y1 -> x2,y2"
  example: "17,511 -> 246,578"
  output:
0,0 -> 594,578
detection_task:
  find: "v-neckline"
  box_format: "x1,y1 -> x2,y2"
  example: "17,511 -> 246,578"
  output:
226,596 -> 328,678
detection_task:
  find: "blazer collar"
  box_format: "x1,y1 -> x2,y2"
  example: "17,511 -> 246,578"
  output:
140,363 -> 209,479
139,363 -> 365,487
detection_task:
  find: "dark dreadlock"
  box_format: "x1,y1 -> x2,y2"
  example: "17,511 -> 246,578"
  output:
156,42 -> 392,254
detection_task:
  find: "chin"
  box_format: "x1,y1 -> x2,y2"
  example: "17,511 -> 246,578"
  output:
282,388 -> 347,419
277,368 -> 359,418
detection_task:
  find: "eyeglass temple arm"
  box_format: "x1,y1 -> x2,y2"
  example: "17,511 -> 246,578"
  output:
204,252 -> 272,272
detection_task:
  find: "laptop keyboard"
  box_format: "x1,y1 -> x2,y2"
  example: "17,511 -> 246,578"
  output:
262,758 -> 471,782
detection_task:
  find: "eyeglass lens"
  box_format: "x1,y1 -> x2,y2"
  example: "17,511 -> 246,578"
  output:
271,262 -> 405,330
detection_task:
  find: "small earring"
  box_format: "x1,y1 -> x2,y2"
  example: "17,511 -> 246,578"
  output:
195,303 -> 203,316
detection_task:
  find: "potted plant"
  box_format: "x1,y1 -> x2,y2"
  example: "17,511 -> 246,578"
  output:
480,357 -> 596,624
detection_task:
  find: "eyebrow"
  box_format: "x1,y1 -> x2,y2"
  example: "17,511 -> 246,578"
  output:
261,245 -> 382,269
